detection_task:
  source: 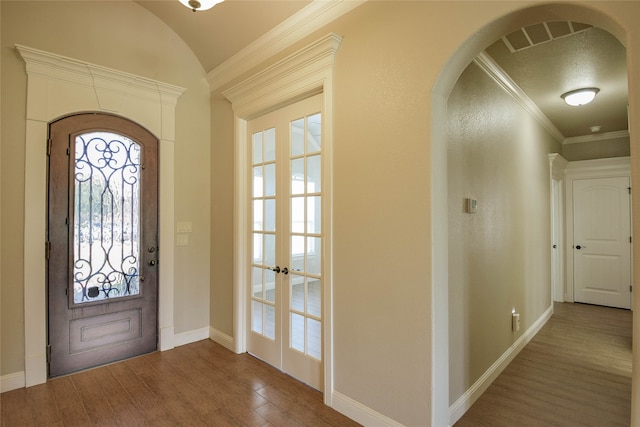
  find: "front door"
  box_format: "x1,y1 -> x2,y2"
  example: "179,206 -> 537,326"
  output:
573,176 -> 631,309
247,94 -> 323,390
48,113 -> 159,377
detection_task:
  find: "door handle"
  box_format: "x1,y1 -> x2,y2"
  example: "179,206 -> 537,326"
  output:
271,266 -> 281,273
282,267 -> 289,275
575,245 -> 585,250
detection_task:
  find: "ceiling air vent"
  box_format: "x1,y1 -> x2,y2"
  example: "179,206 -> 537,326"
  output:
503,22 -> 593,53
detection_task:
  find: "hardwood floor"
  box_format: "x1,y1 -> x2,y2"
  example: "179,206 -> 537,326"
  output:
455,302 -> 632,427
1,340 -> 360,426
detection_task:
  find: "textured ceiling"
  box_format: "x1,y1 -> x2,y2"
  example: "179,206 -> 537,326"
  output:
135,2 -> 628,142
486,25 -> 628,139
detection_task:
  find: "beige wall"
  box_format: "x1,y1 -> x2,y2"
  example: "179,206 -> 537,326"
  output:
1,0 -> 211,375
563,136 -> 630,161
4,1 -> 640,426
447,61 -> 561,402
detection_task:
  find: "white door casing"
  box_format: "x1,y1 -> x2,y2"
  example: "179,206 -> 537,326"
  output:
565,157 -> 632,309
222,33 -> 340,404
17,45 -> 183,386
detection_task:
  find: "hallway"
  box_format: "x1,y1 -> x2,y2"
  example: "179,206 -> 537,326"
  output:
455,302 -> 632,426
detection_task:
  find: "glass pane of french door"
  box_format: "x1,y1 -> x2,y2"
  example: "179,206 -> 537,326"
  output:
246,94 -> 323,391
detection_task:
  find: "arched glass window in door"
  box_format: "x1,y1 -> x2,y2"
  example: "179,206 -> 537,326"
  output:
72,131 -> 141,304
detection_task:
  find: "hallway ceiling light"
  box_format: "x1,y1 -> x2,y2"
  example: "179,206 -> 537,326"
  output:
561,87 -> 600,106
179,0 -> 223,12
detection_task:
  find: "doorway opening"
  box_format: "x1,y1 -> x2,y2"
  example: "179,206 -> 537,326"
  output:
431,4 -> 633,425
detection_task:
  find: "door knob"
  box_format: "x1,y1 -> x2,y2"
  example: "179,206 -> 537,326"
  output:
576,245 -> 585,250
282,267 -> 289,275
271,266 -> 281,273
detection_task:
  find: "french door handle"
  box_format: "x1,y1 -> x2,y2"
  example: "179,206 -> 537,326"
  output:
282,267 -> 289,275
271,266 -> 281,273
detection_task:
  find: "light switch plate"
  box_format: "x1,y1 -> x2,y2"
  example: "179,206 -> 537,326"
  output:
177,221 -> 192,233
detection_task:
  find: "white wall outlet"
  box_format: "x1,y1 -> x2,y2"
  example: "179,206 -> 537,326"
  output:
177,234 -> 189,246
512,312 -> 520,332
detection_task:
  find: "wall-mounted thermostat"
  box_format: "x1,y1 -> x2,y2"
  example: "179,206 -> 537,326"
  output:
466,198 -> 478,214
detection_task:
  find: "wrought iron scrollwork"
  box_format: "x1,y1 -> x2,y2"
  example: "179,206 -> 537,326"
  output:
73,132 -> 141,304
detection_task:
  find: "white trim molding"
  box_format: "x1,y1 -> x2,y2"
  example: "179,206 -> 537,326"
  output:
332,391 -> 405,427
1,371 -> 26,393
222,32 -> 340,407
207,0 -> 363,92
564,129 -> 630,145
209,327 -> 236,352
449,305 -> 554,425
16,44 -> 184,387
474,52 -> 565,143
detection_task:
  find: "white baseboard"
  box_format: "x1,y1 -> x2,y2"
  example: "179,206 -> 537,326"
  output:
174,326 -> 210,347
209,327 -> 235,352
332,391 -> 403,427
1,371 -> 26,393
449,305 -> 554,425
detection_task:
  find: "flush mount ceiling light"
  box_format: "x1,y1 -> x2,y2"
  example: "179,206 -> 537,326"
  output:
179,0 -> 223,12
561,87 -> 600,106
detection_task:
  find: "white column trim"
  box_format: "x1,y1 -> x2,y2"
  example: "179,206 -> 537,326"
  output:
222,33 -> 341,406
16,45 -> 184,386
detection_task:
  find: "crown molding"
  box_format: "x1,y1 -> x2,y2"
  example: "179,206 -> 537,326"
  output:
206,0 -> 365,92
563,129 -> 630,145
474,52 -> 565,143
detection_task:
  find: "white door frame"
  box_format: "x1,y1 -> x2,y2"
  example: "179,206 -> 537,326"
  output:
564,157 -> 631,304
17,45 -> 184,387
222,33 -> 341,405
549,154 -> 568,302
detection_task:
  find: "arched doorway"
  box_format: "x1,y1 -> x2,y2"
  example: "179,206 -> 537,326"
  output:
431,4 -> 633,425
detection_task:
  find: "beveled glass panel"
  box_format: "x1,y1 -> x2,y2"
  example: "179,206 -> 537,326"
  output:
307,279 -> 321,318
307,196 -> 321,234
307,113 -> 322,153
252,267 -> 263,299
253,233 -> 263,264
291,278 -> 304,312
307,318 -> 322,360
291,118 -> 305,156
265,304 -> 276,339
253,166 -> 263,198
73,132 -> 141,304
291,197 -> 305,233
307,155 -> 321,193
291,312 -> 305,353
291,158 -> 305,195
265,163 -> 276,197
252,132 -> 263,164
291,236 -> 305,271
265,269 -> 276,303
307,237 -> 321,275
265,233 -> 276,267
264,199 -> 276,232
253,200 -> 263,231
265,128 -> 276,162
252,301 -> 263,334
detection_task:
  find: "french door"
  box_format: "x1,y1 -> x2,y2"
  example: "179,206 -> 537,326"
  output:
247,94 -> 323,390
48,113 -> 159,377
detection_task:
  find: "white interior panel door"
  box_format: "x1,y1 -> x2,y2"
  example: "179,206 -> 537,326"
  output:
247,94 -> 323,391
573,176 -> 631,309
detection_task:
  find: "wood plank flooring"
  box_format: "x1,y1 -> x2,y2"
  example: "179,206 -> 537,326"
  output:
0,340 -> 360,426
455,302 -> 632,427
